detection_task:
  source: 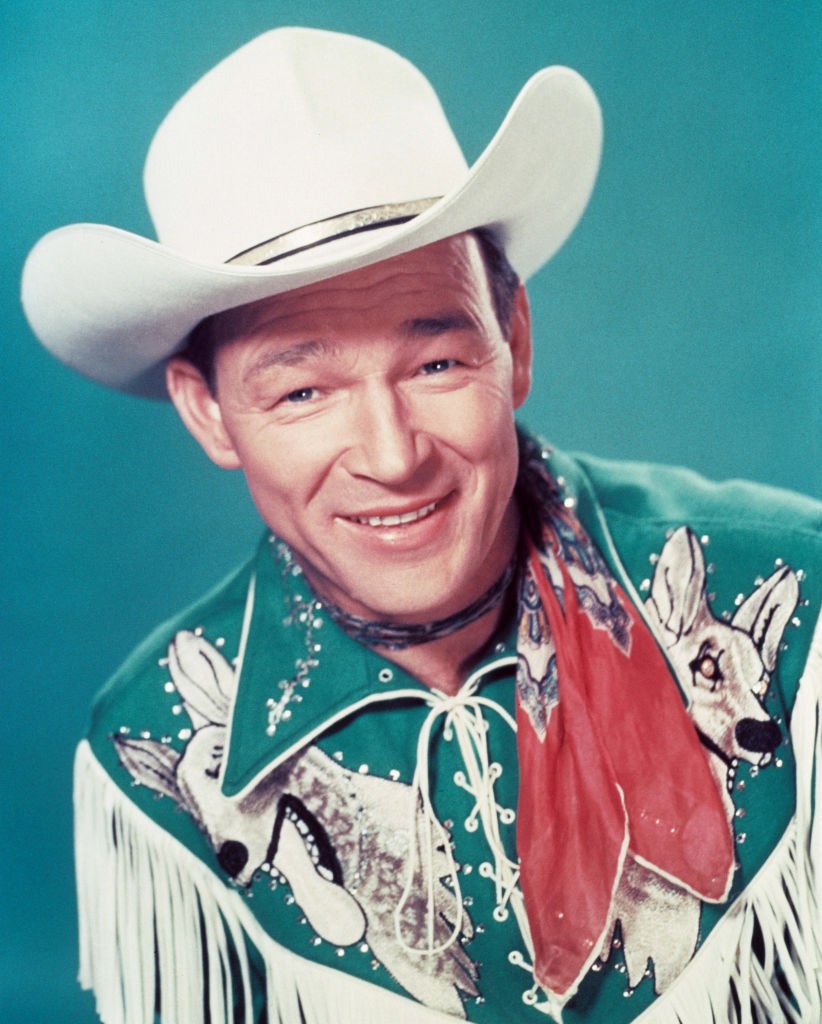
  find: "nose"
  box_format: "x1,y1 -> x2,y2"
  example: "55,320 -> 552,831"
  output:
735,717 -> 781,755
342,384 -> 427,484
217,839 -> 249,879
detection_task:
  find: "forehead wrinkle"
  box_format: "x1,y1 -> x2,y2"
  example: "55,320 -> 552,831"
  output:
242,338 -> 337,383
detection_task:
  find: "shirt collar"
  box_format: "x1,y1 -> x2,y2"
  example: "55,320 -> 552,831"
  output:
221,534 -> 518,798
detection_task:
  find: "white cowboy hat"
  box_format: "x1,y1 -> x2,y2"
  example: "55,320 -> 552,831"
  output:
21,27 -> 602,399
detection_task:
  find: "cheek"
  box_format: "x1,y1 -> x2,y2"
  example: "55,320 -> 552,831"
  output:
418,370 -> 516,439
231,428 -> 324,520
438,385 -> 519,469
429,396 -> 519,519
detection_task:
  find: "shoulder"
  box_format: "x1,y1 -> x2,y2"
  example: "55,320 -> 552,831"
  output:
555,449 -> 821,579
566,450 -> 821,539
551,448 -> 821,713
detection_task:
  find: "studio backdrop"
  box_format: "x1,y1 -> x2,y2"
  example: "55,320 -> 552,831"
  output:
2,3 -> 819,1022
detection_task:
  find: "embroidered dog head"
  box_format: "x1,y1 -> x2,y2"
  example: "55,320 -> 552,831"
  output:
114,632 -> 365,941
600,527 -> 800,995
646,526 -> 798,769
113,630 -> 478,1017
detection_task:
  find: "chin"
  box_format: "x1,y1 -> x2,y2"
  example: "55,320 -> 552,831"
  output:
349,576 -> 472,624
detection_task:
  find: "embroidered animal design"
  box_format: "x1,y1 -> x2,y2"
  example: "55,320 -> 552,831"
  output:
114,631 -> 478,1017
598,526 -> 798,991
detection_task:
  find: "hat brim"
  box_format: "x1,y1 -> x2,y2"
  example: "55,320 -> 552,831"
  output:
21,66 -> 601,399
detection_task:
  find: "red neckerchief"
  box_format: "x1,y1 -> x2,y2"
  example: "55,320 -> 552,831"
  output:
514,445 -> 734,1004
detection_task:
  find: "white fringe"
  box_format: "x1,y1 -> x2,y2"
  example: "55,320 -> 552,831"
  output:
74,617 -> 821,1024
631,821 -> 821,1024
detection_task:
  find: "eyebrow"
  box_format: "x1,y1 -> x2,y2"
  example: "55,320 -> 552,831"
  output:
399,312 -> 477,337
241,312 -> 476,383
243,339 -> 333,382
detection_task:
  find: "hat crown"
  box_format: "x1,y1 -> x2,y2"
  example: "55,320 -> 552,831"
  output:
22,27 -> 602,398
144,28 -> 469,264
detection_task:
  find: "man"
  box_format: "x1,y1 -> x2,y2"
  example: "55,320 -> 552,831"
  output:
22,27 -> 821,1024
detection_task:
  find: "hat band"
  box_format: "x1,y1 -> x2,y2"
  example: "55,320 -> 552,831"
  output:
225,197 -> 442,267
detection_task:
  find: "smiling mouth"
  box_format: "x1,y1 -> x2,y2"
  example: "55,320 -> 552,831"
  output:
347,498 -> 442,528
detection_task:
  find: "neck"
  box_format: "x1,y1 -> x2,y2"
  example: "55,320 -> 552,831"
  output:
380,603 -> 509,695
304,502 -> 521,693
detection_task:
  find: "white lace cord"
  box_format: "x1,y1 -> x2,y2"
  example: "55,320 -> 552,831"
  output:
393,685 -> 522,958
508,950 -> 545,1007
451,692 -> 543,1008
450,697 -> 520,909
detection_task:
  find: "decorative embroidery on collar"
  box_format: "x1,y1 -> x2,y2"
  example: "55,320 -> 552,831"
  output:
264,540 -> 324,737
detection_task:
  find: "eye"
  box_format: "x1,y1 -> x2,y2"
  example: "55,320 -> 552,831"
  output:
283,386 -> 317,403
205,743 -> 224,780
419,359 -> 458,375
697,655 -> 719,679
688,642 -> 724,689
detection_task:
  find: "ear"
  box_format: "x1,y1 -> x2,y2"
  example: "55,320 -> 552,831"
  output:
166,357 -> 242,470
648,527 -> 707,642
168,629 -> 235,729
508,284 -> 532,408
732,565 -> 798,673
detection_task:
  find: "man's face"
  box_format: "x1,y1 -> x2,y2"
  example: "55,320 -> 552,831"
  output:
170,234 -> 531,623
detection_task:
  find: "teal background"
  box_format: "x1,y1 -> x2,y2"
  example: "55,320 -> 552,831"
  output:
2,2 -> 819,1021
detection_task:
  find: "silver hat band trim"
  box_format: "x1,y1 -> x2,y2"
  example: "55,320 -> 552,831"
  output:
225,197 -> 442,267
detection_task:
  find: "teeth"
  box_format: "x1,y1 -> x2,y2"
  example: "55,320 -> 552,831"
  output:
353,500 -> 438,527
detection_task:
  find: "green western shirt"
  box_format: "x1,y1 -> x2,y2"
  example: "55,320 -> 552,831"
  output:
79,445 -> 822,1023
